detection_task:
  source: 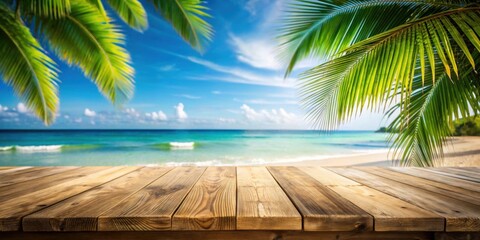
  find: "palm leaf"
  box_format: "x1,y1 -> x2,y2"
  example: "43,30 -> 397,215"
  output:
38,1 -> 134,104
106,0 -> 147,31
0,3 -> 58,124
149,0 -> 213,52
18,0 -> 70,18
299,8 -> 480,131
278,0 -> 457,76
387,55 -> 480,166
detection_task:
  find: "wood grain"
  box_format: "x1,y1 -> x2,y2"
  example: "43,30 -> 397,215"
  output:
237,167 -> 301,230
172,167 -> 236,230
300,167 -> 445,231
0,167 -> 139,231
23,167 -> 171,231
98,167 -> 206,231
330,167 -> 480,232
391,167 -> 480,193
0,167 -> 109,202
329,185 -> 444,231
267,166 -> 373,231
420,168 -> 480,183
0,167 -> 78,188
368,167 -> 480,205
298,166 -> 361,186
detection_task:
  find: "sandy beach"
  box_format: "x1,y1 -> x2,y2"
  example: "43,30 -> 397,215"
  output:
279,136 -> 480,167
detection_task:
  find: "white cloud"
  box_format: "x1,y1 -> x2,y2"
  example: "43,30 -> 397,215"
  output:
84,108 -> 96,117
245,0 -> 261,16
211,91 -> 221,95
0,105 -> 8,112
229,34 -> 319,71
240,104 -> 296,123
229,34 -> 281,70
145,111 -> 167,121
187,56 -> 296,88
17,103 -> 28,113
218,117 -> 236,124
158,64 -> 177,72
174,103 -> 188,122
124,108 -> 140,118
74,118 -> 83,123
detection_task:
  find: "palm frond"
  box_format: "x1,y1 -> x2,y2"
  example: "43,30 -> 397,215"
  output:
278,0 -> 459,76
149,0 -> 213,52
0,3 -> 58,124
299,8 -> 480,130
38,1 -> 134,104
387,55 -> 480,166
106,0 -> 147,31
84,0 -> 107,18
19,0 -> 70,18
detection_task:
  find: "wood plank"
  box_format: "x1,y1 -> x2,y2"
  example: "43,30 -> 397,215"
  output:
300,168 -> 444,231
236,167 -> 301,230
0,167 -> 33,176
0,167 -> 110,202
0,166 -> 139,231
391,167 -> 480,193
0,167 -> 78,188
298,166 -> 361,186
0,231 -> 438,240
22,167 -> 172,231
172,167 -> 236,230
420,168 -> 480,183
98,167 -> 206,231
330,167 -> 480,232
328,185 -> 444,231
267,166 -> 373,231
368,167 -> 480,205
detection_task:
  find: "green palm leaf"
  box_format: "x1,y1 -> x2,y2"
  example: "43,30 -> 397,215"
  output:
387,56 -> 480,166
149,0 -> 213,52
278,0 -> 457,76
18,0 -> 70,18
299,8 -> 480,131
38,1 -> 134,104
106,0 -> 147,31
0,3 -> 58,124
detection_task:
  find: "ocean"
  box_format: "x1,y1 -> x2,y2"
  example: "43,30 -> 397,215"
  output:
0,130 -> 389,166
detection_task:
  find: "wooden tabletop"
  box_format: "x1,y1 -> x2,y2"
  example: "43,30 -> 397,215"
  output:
0,166 -> 479,239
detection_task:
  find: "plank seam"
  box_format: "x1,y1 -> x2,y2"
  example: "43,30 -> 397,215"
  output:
92,167 -> 175,231
265,166 -> 305,231
169,167 -> 208,230
19,167 -> 143,232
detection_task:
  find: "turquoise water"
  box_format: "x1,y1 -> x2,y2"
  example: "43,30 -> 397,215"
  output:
0,130 -> 388,166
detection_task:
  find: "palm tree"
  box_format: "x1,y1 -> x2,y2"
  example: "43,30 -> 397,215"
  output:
278,0 -> 480,166
0,0 -> 213,125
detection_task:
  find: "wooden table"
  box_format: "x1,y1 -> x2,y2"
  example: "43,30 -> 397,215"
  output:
0,166 -> 479,239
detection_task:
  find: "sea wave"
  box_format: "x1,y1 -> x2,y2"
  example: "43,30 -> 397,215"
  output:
0,144 -> 102,153
15,145 -> 63,152
161,149 -> 389,166
0,146 -> 13,151
169,142 -> 195,150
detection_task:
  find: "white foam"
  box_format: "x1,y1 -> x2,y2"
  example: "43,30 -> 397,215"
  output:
169,142 -> 194,150
15,145 -> 63,152
0,146 -> 13,151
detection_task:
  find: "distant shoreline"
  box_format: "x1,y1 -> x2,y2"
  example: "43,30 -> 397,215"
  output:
272,136 -> 480,167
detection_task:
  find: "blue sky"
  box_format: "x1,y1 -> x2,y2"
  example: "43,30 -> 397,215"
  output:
0,0 -> 386,130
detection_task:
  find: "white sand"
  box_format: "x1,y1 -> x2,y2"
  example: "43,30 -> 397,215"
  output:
272,136 -> 480,167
